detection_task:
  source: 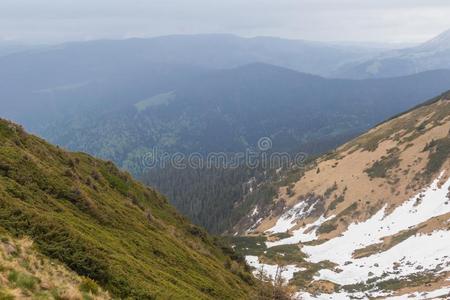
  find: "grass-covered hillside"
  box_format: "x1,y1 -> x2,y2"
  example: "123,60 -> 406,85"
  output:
0,119 -> 256,299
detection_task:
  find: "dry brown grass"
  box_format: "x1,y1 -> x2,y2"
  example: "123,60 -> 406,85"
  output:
0,233 -> 110,300
253,99 -> 450,240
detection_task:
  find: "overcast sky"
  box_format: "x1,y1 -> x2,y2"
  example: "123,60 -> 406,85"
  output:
1,0 -> 450,45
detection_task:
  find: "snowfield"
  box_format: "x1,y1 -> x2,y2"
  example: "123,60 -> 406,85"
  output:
313,229 -> 450,285
302,173 -> 450,284
259,171 -> 450,298
297,285 -> 450,300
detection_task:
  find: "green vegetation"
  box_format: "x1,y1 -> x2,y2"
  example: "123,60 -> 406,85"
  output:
365,152 -> 401,178
80,277 -> 100,295
8,270 -> 38,291
316,223 -> 338,235
424,136 -> 450,176
317,202 -> 358,235
264,245 -> 306,264
0,119 -> 255,299
0,290 -> 14,300
328,194 -> 345,211
225,236 -> 267,257
270,232 -> 293,240
291,261 -> 336,287
323,182 -> 338,198
143,165 -> 276,234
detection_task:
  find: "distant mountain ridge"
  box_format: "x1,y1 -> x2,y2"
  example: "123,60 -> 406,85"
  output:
3,33 -> 450,236
335,29 -> 450,78
39,64 -> 450,172
0,33 -> 385,127
7,61 -> 450,235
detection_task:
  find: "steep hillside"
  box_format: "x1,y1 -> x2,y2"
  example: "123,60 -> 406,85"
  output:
0,228 -> 110,299
233,92 -> 450,299
0,119 -> 256,299
336,29 -> 450,79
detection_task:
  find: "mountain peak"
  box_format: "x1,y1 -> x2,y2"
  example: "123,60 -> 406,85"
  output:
416,28 -> 450,51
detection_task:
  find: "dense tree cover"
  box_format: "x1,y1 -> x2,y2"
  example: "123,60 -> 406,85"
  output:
142,165 -> 267,234
142,159 -> 307,234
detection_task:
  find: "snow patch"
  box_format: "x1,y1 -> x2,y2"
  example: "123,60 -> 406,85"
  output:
266,214 -> 334,248
266,200 -> 319,234
245,255 -> 302,283
251,206 -> 259,217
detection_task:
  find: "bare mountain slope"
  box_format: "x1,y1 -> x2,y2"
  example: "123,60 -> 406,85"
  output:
232,92 -> 450,299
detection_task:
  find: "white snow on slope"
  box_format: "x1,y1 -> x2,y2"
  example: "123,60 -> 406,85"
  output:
315,230 -> 450,285
297,291 -> 368,300
266,214 -> 334,248
251,206 -> 259,217
304,173 -> 450,264
299,173 -> 450,285
266,173 -> 450,251
266,200 -> 317,234
245,255 -> 302,283
297,285 -> 450,300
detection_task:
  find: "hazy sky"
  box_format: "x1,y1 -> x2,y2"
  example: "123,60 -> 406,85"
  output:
1,0 -> 450,44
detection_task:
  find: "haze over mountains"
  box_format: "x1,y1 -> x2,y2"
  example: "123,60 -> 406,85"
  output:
336,29 -> 450,78
2,31 -> 450,236
1,25 -> 450,299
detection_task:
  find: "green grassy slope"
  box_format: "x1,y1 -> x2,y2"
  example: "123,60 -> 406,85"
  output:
0,119 -> 255,299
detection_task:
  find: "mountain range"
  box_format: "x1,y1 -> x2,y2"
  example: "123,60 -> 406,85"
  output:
1,29 -> 450,299
2,34 -> 450,234
335,29 -> 450,79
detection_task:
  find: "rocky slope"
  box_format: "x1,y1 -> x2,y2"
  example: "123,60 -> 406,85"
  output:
0,118 -> 256,299
233,92 -> 450,299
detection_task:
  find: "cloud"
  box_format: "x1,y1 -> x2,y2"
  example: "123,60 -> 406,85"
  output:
0,0 -> 449,44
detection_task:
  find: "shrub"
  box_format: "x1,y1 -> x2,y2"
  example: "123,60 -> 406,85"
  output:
8,270 -> 38,291
365,154 -> 400,178
425,137 -> 449,176
80,277 -> 100,295
317,222 -> 338,234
